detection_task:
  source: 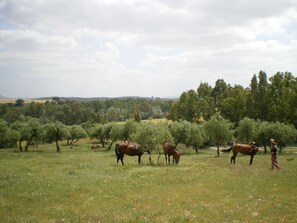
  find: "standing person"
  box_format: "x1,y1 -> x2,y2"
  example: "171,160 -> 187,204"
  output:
270,139 -> 281,169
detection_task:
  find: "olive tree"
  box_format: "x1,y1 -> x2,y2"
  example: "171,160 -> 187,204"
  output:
256,121 -> 297,152
68,125 -> 88,148
0,119 -> 19,148
204,113 -> 233,156
237,117 -> 257,144
89,124 -> 104,146
187,123 -> 205,153
122,119 -> 138,143
44,122 -> 69,152
169,120 -> 205,152
169,120 -> 192,147
108,123 -> 124,150
132,122 -> 173,163
11,121 -> 30,151
11,119 -> 43,152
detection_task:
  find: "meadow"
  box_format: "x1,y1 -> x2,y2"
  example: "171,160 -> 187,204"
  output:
0,142 -> 296,223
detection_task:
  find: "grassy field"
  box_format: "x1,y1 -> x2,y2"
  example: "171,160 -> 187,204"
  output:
0,142 -> 296,223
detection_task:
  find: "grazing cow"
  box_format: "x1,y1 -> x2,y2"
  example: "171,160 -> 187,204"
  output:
163,143 -> 181,164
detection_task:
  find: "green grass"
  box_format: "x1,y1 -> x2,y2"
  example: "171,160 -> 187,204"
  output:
0,143 -> 296,222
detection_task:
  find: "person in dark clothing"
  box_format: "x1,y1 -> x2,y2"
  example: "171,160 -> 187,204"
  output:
270,139 -> 281,169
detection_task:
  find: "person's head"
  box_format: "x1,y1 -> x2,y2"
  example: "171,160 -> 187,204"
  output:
270,138 -> 276,146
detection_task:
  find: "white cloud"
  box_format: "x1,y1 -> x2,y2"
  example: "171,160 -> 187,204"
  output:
0,0 -> 296,98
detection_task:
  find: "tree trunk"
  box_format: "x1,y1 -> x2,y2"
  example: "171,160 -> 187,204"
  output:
56,139 -> 60,152
108,139 -> 115,151
19,138 -> 23,152
263,144 -> 267,154
70,139 -> 79,149
157,154 -> 162,165
100,138 -> 105,147
216,144 -> 220,157
194,146 -> 198,153
25,135 -> 34,152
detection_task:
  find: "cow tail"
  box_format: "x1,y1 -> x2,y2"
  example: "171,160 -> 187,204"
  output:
222,147 -> 232,153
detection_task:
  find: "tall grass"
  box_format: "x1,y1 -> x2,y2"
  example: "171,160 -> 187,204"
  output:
0,143 -> 296,222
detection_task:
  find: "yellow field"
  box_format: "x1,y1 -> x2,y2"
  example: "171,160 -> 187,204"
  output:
0,99 -> 50,104
142,118 -> 172,124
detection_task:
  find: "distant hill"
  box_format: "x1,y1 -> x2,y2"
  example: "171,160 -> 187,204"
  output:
0,95 -> 9,99
34,96 -> 176,102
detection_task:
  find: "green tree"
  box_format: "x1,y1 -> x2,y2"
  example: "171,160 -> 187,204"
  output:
220,85 -> 247,125
15,99 -> 25,106
12,119 -> 43,152
3,107 -> 24,123
212,79 -> 228,108
132,122 -> 173,163
187,123 -> 205,152
23,119 -> 43,152
122,119 -> 138,143
254,120 -> 270,153
26,102 -> 45,118
169,120 -> 192,147
236,117 -> 257,144
170,90 -> 198,122
246,74 -> 258,119
267,72 -> 297,127
196,82 -> 215,121
0,119 -> 20,148
11,121 -> 30,152
257,71 -> 269,120
108,123 -> 124,150
133,109 -> 141,122
204,113 -> 233,156
44,122 -> 69,152
90,123 -> 109,147
68,125 -> 88,149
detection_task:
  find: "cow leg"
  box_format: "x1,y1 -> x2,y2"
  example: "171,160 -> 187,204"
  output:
138,155 -> 141,164
165,154 -> 168,164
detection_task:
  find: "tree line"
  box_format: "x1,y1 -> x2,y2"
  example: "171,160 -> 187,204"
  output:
0,70 -> 296,152
0,97 -> 173,125
0,115 -> 296,155
168,71 -> 297,128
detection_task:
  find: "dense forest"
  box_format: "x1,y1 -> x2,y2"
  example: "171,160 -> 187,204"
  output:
1,71 -> 297,151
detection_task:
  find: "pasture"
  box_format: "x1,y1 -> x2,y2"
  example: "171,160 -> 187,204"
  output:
0,142 -> 296,223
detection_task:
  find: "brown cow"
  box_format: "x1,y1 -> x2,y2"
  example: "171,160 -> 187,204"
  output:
163,143 -> 181,164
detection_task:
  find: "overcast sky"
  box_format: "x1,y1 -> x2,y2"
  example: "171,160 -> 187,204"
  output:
0,0 -> 297,98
